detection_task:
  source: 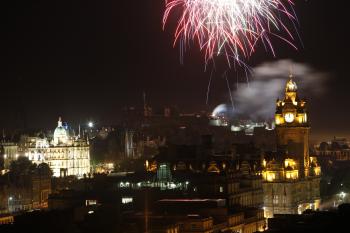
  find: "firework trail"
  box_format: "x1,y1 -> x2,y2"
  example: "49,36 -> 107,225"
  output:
206,68 -> 214,105
223,71 -> 235,110
163,0 -> 298,66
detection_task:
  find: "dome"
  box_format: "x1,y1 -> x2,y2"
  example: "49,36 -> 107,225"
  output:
212,104 -> 230,117
53,117 -> 68,145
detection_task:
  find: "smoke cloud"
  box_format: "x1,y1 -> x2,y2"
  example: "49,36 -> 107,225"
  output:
232,59 -> 329,120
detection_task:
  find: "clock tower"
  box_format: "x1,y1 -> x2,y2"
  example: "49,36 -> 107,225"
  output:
275,77 -> 309,178
262,76 -> 321,218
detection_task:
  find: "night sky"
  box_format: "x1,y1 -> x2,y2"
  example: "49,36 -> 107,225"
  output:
2,0 -> 349,139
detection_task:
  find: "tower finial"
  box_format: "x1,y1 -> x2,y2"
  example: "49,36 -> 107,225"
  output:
58,117 -> 62,127
289,65 -> 293,79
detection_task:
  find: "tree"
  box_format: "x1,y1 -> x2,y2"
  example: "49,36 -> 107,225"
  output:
36,163 -> 52,177
9,156 -> 37,187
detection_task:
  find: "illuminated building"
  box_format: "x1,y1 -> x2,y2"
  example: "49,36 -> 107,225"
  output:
94,163 -> 114,174
0,142 -> 19,171
262,77 -> 321,218
0,215 -> 14,225
230,120 -> 274,135
124,129 -> 135,158
22,117 -> 91,178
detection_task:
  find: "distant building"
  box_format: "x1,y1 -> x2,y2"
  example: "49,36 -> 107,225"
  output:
0,214 -> 14,225
265,204 -> 350,233
0,142 -> 19,171
4,163 -> 52,213
314,137 -> 350,161
262,78 -> 321,218
21,117 -> 91,178
124,129 -> 135,158
154,199 -> 265,233
230,120 -> 274,136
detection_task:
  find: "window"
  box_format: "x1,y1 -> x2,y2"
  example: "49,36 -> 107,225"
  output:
282,196 -> 287,204
85,200 -> 97,206
121,197 -> 133,204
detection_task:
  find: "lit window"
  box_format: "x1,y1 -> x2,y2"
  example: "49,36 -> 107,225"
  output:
266,173 -> 275,182
85,200 -> 97,206
122,197 -> 133,204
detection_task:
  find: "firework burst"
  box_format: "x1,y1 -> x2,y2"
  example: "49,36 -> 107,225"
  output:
163,0 -> 298,66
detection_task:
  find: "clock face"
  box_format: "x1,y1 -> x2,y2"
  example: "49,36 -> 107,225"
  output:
284,113 -> 294,123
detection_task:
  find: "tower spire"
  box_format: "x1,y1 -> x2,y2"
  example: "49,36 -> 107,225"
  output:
58,117 -> 62,127
289,65 -> 293,79
78,124 -> 81,138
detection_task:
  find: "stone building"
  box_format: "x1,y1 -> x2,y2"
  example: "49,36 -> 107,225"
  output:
21,117 -> 91,178
1,162 -> 52,213
262,77 -> 321,218
314,137 -> 350,161
0,142 -> 19,171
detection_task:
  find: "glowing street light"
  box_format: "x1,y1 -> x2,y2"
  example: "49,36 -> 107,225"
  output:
8,196 -> 13,213
339,192 -> 346,199
185,181 -> 190,189
88,122 -> 94,128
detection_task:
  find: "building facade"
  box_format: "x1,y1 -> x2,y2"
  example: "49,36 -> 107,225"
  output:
314,137 -> 350,161
0,142 -> 19,171
21,118 -> 91,178
262,78 -> 321,218
7,170 -> 52,213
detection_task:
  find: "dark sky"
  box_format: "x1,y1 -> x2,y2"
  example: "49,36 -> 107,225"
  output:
2,0 -> 349,139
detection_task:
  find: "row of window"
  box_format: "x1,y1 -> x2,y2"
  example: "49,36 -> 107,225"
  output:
48,160 -> 90,167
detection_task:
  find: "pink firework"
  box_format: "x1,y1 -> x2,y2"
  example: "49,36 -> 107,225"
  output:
163,0 -> 298,66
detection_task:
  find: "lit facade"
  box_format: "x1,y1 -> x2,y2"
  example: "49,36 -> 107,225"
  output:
262,78 -> 321,218
0,142 -> 19,171
21,118 -> 91,178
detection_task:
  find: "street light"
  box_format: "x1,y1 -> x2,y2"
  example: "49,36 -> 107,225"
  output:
88,122 -> 94,128
185,181 -> 189,189
8,197 -> 13,213
339,192 -> 346,199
